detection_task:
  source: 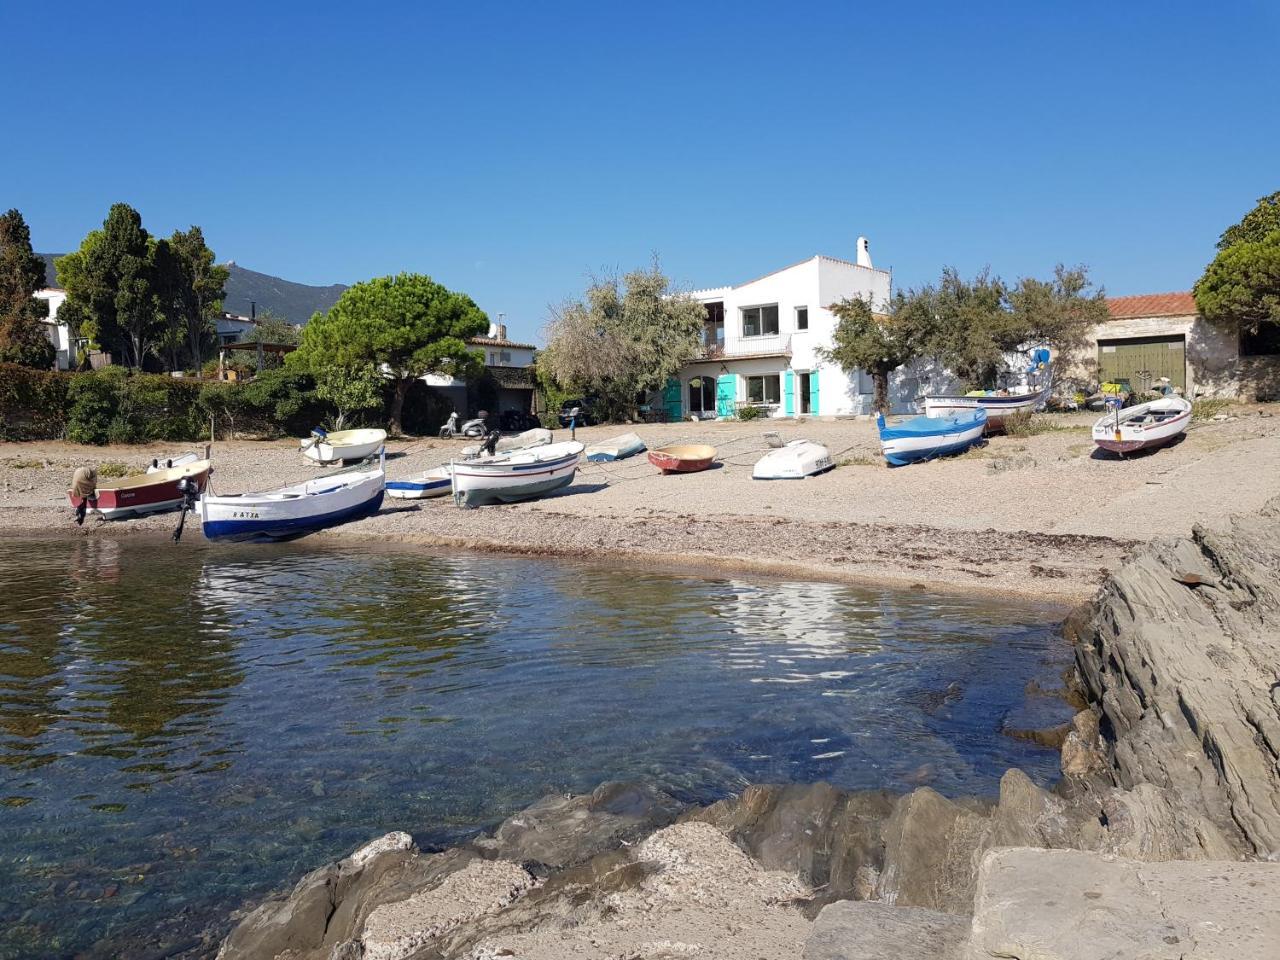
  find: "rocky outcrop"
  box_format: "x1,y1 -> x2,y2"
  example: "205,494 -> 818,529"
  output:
1070,505 -> 1280,859
803,901 -> 967,960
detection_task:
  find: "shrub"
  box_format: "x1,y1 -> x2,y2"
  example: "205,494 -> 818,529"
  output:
198,369 -> 325,439
66,368 -> 122,444
0,363 -> 70,441
736,404 -> 764,421
1192,397 -> 1231,420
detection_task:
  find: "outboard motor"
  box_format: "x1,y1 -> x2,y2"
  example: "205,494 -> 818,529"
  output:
172,476 -> 201,543
479,429 -> 501,458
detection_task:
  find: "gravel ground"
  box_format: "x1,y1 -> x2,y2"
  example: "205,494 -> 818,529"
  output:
3,405 -> 1278,601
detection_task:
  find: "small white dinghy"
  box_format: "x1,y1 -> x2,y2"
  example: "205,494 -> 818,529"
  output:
201,452 -> 386,541
300,428 -> 388,465
1092,396 -> 1191,455
585,432 -> 646,462
752,439 -> 833,480
386,465 -> 452,500
450,441 -> 584,508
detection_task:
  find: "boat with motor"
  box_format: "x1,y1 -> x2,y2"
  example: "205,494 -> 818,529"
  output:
1091,396 -> 1191,455
450,441 -> 585,508
300,427 -> 387,465
460,427 -> 552,457
922,349 -> 1051,431
648,444 -> 716,474
146,451 -> 200,473
876,409 -> 987,466
68,456 -> 213,522
585,432 -> 646,462
200,451 -> 385,541
386,465 -> 453,500
752,439 -> 833,480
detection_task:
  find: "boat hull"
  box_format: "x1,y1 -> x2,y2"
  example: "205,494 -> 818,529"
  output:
68,462 -> 211,520
648,445 -> 716,474
300,429 -> 388,465
922,387 -> 1047,430
450,451 -> 581,508
586,432 -> 647,462
386,467 -> 452,499
752,440 -> 833,480
201,470 -> 385,541
877,411 -> 987,467
1091,398 -> 1191,455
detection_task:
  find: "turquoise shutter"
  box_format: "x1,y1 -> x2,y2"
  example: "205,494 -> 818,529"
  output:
783,370 -> 795,416
716,374 -> 736,418
810,368 -> 820,415
662,377 -> 682,421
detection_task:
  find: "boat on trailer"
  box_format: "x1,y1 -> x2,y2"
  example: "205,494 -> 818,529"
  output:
300,428 -> 388,465
68,458 -> 212,521
450,441 -> 584,508
876,409 -> 987,466
648,444 -> 716,474
752,440 -> 833,480
200,453 -> 385,541
386,465 -> 453,500
1092,396 -> 1191,455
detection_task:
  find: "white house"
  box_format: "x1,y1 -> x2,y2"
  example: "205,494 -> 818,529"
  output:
33,288 -> 79,370
669,238 -> 892,420
424,318 -> 538,418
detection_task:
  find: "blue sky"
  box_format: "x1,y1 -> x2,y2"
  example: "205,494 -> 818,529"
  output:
4,0 -> 1276,341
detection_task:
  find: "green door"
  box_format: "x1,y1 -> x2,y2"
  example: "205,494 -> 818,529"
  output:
783,370 -> 795,416
715,374 -> 736,418
1097,336 -> 1186,392
810,368 -> 820,415
662,377 -> 682,422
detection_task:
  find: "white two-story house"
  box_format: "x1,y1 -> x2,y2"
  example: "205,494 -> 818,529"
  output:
666,237 -> 892,419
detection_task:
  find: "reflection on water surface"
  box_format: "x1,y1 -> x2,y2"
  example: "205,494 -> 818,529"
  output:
0,537 -> 1070,959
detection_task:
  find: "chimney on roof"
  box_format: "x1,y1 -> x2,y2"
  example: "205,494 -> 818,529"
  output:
856,236 -> 873,269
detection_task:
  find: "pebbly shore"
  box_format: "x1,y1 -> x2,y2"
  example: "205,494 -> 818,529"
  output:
197,491 -> 1280,960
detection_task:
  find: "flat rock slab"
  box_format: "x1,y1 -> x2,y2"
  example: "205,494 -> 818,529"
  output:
969,847 -> 1280,959
804,900 -> 967,960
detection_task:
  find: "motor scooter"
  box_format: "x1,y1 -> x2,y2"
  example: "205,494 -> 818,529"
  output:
439,411 -> 490,439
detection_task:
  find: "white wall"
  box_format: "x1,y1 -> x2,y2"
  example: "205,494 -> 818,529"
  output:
479,344 -> 535,367
34,289 -> 74,369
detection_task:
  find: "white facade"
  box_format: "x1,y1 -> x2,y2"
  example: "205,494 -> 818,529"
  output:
33,288 -> 77,370
671,240 -> 892,419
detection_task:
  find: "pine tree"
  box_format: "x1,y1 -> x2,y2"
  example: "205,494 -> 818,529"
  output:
0,209 -> 56,368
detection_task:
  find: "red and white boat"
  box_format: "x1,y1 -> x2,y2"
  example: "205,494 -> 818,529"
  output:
1092,396 -> 1191,455
648,444 -> 717,474
68,458 -> 213,520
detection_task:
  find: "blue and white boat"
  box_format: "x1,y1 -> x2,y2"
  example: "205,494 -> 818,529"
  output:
876,409 -> 987,467
585,432 -> 646,462
200,452 -> 385,541
386,465 -> 452,500
450,441 -> 584,508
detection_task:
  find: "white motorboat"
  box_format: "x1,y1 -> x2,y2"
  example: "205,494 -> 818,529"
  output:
752,439 -> 833,480
585,432 -> 646,462
450,441 -> 584,508
459,428 -> 552,457
1092,396 -> 1191,455
386,465 -> 452,500
201,454 -> 385,541
300,428 -> 388,465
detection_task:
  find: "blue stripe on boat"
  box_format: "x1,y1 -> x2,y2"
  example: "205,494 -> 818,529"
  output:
203,490 -> 384,542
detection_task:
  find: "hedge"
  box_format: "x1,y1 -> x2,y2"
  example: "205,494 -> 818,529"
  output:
0,363 -> 70,441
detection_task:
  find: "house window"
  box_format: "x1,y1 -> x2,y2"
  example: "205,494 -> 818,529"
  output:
1241,325 -> 1280,357
704,301 -> 725,348
499,350 -> 511,363
742,304 -> 779,338
796,306 -> 808,331
746,374 -> 781,404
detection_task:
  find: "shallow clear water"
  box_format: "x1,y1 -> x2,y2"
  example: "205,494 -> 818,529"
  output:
0,536 -> 1071,959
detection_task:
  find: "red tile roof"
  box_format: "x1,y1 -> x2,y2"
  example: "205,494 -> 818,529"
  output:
469,336 -> 536,350
1106,292 -> 1197,319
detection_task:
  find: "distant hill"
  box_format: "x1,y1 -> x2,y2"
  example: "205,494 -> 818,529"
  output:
38,255 -> 346,325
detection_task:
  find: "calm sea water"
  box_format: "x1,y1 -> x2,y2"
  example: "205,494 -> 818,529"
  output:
0,537 -> 1071,959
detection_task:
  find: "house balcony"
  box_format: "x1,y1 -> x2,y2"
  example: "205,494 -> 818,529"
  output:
693,334 -> 792,363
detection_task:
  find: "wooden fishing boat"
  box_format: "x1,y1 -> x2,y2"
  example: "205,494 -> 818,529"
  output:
648,444 -> 716,474
922,383 -> 1048,431
876,410 -> 987,466
450,441 -> 584,508
1092,396 -> 1191,455
300,428 -> 387,465
68,458 -> 212,520
585,432 -> 646,462
752,439 -> 833,480
200,454 -> 385,541
460,428 -> 552,457
386,465 -> 452,500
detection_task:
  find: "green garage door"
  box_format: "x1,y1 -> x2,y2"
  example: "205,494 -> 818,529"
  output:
1097,336 -> 1186,392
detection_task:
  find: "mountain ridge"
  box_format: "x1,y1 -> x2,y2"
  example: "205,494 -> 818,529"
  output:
37,254 -> 346,325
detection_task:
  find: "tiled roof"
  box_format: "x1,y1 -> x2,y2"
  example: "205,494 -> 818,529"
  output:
1106,292 -> 1197,319
469,336 -> 536,350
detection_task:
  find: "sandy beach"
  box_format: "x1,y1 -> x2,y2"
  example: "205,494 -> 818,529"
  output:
3,405 -> 1278,601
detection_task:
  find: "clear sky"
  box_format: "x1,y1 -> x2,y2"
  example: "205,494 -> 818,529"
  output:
4,0 -> 1276,341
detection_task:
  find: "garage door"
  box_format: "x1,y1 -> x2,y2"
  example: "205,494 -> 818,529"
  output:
1097,336 -> 1186,392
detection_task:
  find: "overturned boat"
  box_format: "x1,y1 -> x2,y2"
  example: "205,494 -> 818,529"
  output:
201,454 -> 385,541
1092,396 -> 1191,455
648,444 -> 716,474
450,441 -> 584,508
300,428 -> 387,465
876,409 -> 987,467
585,432 -> 646,462
68,457 -> 212,522
752,440 -> 833,480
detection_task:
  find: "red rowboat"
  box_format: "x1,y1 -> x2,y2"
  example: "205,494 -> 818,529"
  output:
68,459 -> 212,520
648,444 -> 717,474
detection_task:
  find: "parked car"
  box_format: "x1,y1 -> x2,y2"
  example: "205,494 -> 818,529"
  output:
499,409 -> 541,432
558,397 -> 599,427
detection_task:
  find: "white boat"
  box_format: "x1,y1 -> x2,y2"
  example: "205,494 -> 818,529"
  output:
386,465 -> 452,500
146,452 -> 199,473
200,454 -> 385,541
300,428 -> 388,465
752,440 -> 833,480
460,428 -> 552,457
450,441 -> 584,508
922,383 -> 1048,430
1092,396 -> 1191,455
585,432 -> 646,462
876,409 -> 987,466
